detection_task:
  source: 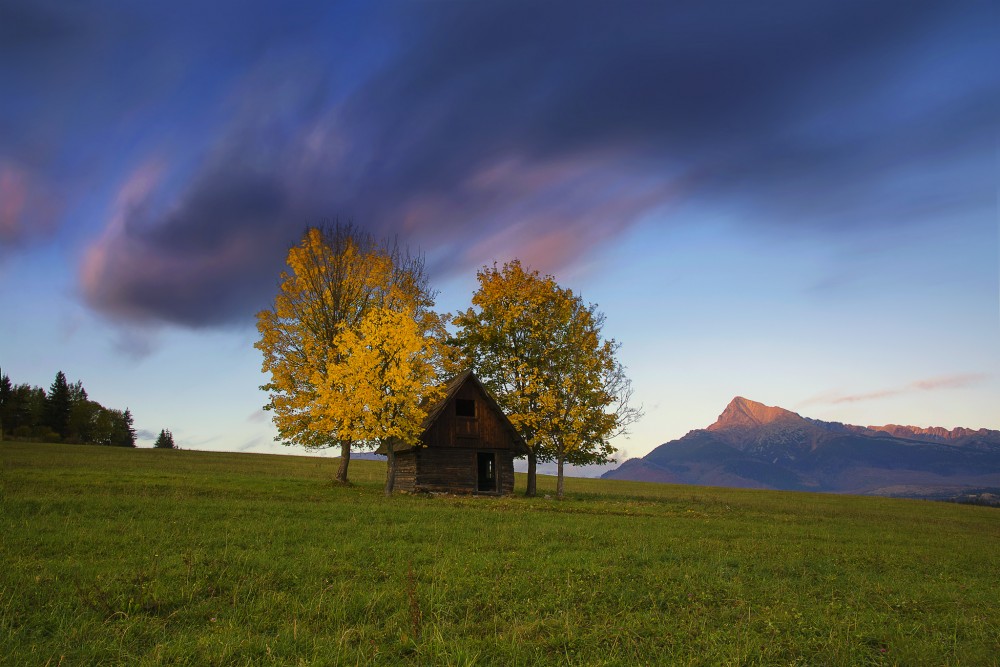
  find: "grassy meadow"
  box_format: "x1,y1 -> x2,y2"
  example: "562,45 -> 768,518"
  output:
2,441 -> 998,666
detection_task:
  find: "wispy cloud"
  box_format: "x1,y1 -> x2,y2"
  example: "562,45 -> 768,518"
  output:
800,373 -> 989,408
909,375 -> 986,392
247,408 -> 268,424
135,428 -> 158,442
237,436 -> 265,452
111,327 -> 159,361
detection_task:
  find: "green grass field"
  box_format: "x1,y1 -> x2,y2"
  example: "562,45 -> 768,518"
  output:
2,442 -> 998,666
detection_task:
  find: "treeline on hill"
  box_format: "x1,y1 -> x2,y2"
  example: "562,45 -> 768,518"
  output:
0,369 -> 136,447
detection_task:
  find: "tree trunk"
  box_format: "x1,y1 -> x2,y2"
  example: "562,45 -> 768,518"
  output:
384,442 -> 396,497
556,457 -> 565,499
335,441 -> 351,484
525,449 -> 537,497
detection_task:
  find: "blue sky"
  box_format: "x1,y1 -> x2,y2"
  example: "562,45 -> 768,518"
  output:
1,0 -> 997,467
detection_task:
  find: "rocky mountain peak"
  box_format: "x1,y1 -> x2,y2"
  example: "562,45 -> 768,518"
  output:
707,396 -> 804,431
603,395 -> 1000,495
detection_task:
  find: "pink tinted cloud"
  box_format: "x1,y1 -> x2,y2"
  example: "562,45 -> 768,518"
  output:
0,160 -> 62,248
464,224 -> 584,274
910,374 -> 987,391
79,153 -> 296,326
79,160 -> 166,316
800,373 -> 989,407
400,150 -> 692,275
0,164 -> 28,237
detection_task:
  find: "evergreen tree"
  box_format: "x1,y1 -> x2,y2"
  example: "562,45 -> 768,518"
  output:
66,381 -> 93,443
45,371 -> 72,440
68,381 -> 87,404
121,408 -> 137,447
0,369 -> 11,440
154,429 -> 176,449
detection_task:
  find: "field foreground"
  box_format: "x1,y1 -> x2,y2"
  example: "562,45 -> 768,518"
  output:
2,442 -> 998,666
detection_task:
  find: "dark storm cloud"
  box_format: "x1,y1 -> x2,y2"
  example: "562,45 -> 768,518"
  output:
343,0 -> 994,231
64,0 -> 1000,327
79,59 -> 354,326
1,0 -> 346,256
82,164 -> 299,327
0,1 -> 82,57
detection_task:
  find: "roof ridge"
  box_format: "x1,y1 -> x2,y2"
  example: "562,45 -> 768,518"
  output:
377,369 -> 528,455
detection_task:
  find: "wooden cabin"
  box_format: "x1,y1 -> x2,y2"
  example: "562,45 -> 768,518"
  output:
379,370 -> 528,495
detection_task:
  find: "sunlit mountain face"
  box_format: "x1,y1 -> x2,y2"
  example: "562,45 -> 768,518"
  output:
603,397 -> 1000,497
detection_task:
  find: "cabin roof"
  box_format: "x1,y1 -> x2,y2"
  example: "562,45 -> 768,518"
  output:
376,370 -> 529,455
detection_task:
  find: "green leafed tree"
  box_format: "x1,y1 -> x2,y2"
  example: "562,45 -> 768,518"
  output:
154,429 -> 176,449
255,223 -> 454,484
534,297 -> 641,498
16,384 -> 49,439
99,408 -> 137,448
90,407 -> 118,446
454,260 -> 641,498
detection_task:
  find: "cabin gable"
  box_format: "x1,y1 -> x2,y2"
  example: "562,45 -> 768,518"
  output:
420,377 -> 521,452
391,370 -> 526,495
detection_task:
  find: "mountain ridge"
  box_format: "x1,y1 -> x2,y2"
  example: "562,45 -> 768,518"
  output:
602,397 -> 1000,496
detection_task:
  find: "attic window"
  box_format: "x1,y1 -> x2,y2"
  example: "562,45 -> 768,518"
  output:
455,399 -> 476,418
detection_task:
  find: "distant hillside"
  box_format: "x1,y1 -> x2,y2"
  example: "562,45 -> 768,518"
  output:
602,396 -> 1000,497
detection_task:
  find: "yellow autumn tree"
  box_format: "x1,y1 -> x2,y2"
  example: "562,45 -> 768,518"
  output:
255,223 -> 447,484
325,306 -> 448,495
536,298 -> 638,498
452,261 -> 559,495
454,260 -> 640,498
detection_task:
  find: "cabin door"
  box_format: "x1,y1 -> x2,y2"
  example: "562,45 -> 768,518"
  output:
476,452 -> 497,493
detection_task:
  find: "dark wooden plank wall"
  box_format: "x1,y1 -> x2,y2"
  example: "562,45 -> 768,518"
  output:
415,447 -> 475,492
393,452 -> 417,492
498,451 -> 515,495
420,381 -> 518,451
413,448 -> 516,495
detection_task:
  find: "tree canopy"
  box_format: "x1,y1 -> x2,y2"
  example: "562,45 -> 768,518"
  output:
256,223 -> 454,485
454,260 -> 640,497
327,306 -> 450,495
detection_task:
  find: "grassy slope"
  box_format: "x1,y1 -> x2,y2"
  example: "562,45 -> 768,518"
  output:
1,442 -> 998,666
